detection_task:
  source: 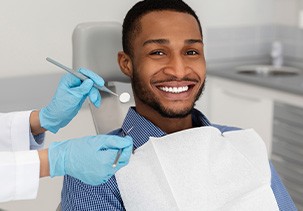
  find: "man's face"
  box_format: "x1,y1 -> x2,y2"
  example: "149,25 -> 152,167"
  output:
129,11 -> 206,118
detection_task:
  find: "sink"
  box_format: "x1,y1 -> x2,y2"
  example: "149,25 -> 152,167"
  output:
236,65 -> 301,76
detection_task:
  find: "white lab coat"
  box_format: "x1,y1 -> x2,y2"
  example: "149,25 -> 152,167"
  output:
0,111 -> 41,202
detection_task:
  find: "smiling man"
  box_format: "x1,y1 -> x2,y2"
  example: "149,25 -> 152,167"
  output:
60,0 -> 296,210
118,9 -> 205,134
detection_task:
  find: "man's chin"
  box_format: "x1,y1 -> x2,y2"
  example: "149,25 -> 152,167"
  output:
158,107 -> 193,119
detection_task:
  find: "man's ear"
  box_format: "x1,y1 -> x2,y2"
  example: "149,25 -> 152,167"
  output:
117,51 -> 133,78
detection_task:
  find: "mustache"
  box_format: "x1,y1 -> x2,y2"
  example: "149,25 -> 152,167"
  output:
151,77 -> 199,84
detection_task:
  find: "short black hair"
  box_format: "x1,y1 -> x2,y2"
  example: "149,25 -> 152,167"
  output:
122,0 -> 202,57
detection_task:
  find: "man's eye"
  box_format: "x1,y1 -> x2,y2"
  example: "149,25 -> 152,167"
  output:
150,51 -> 164,56
186,50 -> 199,55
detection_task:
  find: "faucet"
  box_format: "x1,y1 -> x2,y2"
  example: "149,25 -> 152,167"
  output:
271,41 -> 283,68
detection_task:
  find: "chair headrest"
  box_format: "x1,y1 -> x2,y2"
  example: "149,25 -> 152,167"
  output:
72,22 -> 130,83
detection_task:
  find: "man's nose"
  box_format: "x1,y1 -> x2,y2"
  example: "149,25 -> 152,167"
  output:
163,55 -> 191,79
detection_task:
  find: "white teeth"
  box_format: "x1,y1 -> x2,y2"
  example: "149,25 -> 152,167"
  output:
159,86 -> 189,93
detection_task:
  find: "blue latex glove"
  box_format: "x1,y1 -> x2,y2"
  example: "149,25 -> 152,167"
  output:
40,68 -> 104,133
48,135 -> 133,186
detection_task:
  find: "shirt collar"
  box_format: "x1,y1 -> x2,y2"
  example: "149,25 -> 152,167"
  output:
121,107 -> 211,150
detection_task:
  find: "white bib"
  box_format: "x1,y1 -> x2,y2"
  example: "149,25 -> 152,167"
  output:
116,126 -> 279,211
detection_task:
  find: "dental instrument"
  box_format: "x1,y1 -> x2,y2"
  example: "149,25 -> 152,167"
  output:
46,57 -> 118,97
119,92 -> 131,104
112,126 -> 134,168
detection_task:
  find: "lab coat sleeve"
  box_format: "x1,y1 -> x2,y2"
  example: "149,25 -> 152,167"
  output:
0,110 -> 44,151
0,150 -> 40,202
0,111 -> 42,202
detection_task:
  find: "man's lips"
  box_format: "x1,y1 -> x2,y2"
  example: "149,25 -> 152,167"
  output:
158,85 -> 189,93
154,81 -> 197,94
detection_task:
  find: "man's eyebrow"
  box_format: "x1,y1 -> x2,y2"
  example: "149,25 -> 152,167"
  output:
185,39 -> 203,44
143,39 -> 169,46
143,38 -> 203,46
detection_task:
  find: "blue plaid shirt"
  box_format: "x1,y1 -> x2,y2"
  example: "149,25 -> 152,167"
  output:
61,107 -> 297,211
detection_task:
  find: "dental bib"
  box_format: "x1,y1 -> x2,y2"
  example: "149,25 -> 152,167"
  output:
115,126 -> 279,211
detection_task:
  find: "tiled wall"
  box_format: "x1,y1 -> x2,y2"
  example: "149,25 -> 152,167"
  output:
276,25 -> 303,67
204,24 -> 303,69
204,25 -> 274,63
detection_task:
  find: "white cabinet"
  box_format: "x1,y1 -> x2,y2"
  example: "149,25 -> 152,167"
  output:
205,75 -> 303,157
206,77 -> 274,156
205,76 -> 303,208
271,102 -> 303,209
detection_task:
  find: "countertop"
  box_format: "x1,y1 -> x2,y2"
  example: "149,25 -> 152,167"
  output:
207,67 -> 303,96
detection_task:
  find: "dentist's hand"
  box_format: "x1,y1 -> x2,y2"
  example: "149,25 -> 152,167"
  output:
40,68 -> 104,133
48,135 -> 133,186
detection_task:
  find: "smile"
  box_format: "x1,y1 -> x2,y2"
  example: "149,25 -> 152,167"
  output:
159,86 -> 189,93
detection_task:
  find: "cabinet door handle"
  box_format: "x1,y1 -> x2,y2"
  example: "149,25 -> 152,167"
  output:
222,90 -> 261,102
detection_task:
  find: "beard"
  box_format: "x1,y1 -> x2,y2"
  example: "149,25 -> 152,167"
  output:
131,67 -> 205,118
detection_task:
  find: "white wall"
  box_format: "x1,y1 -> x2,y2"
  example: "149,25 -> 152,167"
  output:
190,0 -> 275,27
274,0 -> 300,26
0,0 -> 282,79
0,0 -> 138,79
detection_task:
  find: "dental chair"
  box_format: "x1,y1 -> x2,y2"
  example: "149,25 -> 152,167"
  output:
73,21 -> 134,134
56,22 -> 134,211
